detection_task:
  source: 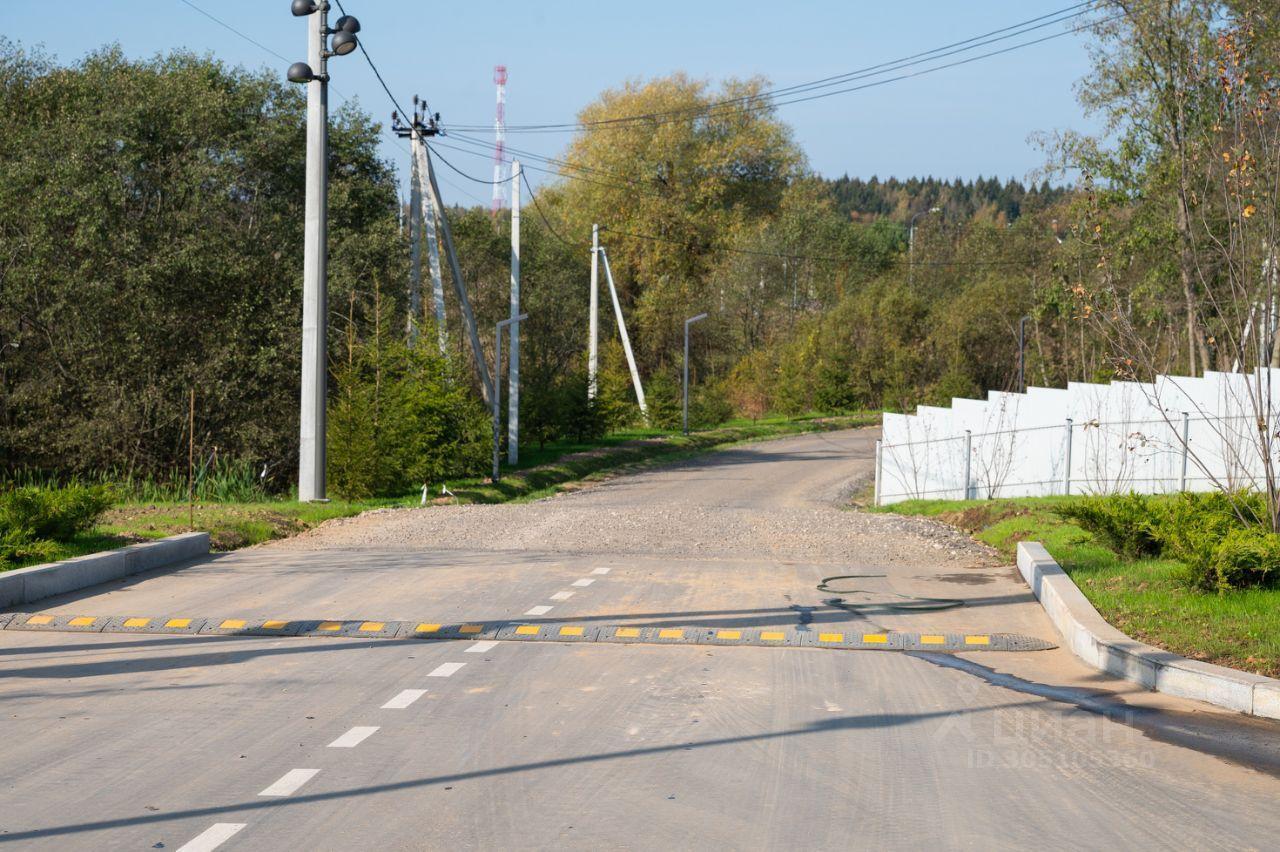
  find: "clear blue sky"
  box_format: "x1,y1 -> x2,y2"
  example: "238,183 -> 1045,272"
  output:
6,0 -> 1100,207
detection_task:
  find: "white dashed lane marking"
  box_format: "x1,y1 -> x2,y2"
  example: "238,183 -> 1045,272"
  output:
328,726 -> 379,748
381,689 -> 427,709
465,640 -> 500,653
524,605 -> 552,616
259,768 -> 319,797
571,578 -> 595,587
428,662 -> 466,677
550,591 -> 574,601
177,823 -> 247,852
591,566 -> 611,575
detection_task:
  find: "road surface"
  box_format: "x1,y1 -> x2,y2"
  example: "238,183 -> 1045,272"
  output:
2,428 -> 1279,850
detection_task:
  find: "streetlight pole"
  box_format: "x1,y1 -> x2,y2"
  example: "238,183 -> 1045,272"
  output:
1018,315 -> 1030,392
297,2 -> 328,502
908,207 -> 941,288
493,313 -> 528,483
287,0 -> 359,502
683,313 -> 708,435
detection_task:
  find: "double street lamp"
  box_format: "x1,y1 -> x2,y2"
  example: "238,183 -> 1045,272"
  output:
286,1 -> 360,502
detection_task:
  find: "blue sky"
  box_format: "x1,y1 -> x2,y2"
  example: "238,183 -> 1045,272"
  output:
6,0 -> 1100,207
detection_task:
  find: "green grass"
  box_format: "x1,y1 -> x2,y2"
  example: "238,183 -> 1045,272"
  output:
5,412 -> 877,570
876,495 -> 1280,677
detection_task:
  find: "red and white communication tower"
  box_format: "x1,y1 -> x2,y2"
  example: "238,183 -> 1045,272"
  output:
491,65 -> 509,214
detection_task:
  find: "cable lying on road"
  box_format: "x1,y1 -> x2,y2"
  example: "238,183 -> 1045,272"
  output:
817,574 -> 966,612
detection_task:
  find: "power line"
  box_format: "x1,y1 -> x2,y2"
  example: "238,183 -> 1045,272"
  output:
176,0 -> 292,64
521,170 -> 576,249
330,0 -> 413,123
443,1 -> 1104,134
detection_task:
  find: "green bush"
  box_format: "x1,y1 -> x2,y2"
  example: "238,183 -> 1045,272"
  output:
1056,494 -> 1162,559
1206,528 -> 1280,592
0,484 -> 114,568
0,484 -> 114,541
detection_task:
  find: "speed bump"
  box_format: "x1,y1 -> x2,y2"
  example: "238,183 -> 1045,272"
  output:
0,613 -> 1056,653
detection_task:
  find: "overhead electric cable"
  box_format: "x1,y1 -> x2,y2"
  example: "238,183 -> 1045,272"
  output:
443,1 -> 1105,133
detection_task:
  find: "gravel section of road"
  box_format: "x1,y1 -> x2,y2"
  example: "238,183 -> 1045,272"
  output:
273,430 -> 997,569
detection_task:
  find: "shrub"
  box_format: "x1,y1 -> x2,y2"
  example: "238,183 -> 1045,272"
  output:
1205,528 -> 1280,592
1056,494 -> 1162,559
0,484 -> 114,568
0,484 -> 114,541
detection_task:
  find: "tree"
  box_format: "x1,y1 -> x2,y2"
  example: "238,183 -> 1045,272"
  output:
0,42 -> 403,486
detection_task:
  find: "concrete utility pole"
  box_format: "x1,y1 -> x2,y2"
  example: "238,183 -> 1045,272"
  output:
588,224 -> 599,400
297,2 -> 329,502
598,244 -> 647,418
508,160 -> 521,465
683,313 -> 708,435
493,313 -> 528,482
407,109 -> 423,346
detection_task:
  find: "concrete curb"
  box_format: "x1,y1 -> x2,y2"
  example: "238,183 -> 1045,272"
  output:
1017,541 -> 1280,720
0,533 -> 209,608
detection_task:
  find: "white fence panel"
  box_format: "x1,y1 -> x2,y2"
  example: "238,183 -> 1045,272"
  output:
875,367 -> 1280,506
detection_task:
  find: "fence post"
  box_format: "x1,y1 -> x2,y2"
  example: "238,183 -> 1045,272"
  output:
1062,418 -> 1073,495
873,440 -> 883,507
1180,411 -> 1190,492
962,430 -> 972,500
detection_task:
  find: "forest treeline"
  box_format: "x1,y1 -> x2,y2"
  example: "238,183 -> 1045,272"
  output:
823,175 -> 1068,225
2,1 -> 1276,497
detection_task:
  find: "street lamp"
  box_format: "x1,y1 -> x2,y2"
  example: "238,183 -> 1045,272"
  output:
908,207 -> 941,287
683,313 -> 708,435
1018,315 -> 1031,392
493,313 -> 529,482
286,0 -> 360,502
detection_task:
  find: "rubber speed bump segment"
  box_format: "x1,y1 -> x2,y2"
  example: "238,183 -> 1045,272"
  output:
0,612 -> 15,630
10,613 -> 106,632
198,618 -> 306,636
104,615 -> 207,635
297,619 -> 400,638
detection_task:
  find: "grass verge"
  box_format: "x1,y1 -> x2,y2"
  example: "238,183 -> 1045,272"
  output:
7,413 -> 876,570
876,496 -> 1280,678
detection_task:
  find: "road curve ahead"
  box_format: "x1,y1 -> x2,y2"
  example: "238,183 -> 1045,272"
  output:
2,428 -> 1279,850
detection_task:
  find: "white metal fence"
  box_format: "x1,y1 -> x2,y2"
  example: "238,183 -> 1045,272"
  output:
874,369 -> 1280,505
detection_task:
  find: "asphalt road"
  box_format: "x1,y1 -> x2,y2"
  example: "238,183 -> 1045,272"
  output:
3,428 -> 1280,850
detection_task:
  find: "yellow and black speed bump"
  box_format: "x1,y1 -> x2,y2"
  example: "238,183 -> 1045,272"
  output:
105,615 -> 208,634
0,613 -> 1057,652
298,619 -> 400,639
400,621 -> 505,641
10,613 -> 107,632
496,622 -> 599,643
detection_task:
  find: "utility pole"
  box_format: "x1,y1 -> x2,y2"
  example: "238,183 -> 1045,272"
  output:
588,224 -> 599,400
395,98 -> 447,353
406,99 -> 423,346
508,160 -> 521,465
683,313 -> 708,435
493,313 -> 528,482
